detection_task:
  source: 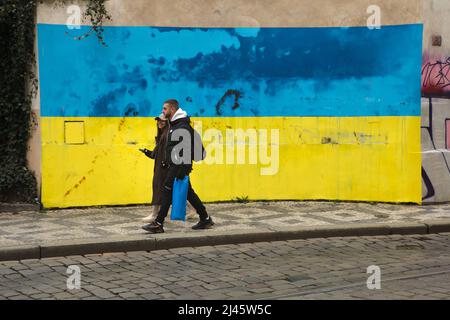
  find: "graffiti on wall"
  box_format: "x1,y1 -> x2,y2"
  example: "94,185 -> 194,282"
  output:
422,56 -> 450,98
421,55 -> 450,202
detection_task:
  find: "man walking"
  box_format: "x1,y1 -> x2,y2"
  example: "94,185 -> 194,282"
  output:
142,99 -> 214,233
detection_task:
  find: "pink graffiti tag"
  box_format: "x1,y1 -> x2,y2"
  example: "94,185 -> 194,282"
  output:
422,57 -> 450,97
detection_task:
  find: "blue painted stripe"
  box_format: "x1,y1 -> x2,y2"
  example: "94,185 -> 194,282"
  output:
38,23 -> 422,117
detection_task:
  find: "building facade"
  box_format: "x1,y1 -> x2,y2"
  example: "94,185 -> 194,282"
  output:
27,0 -> 449,208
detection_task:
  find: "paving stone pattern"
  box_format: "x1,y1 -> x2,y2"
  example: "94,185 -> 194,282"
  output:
1,201 -> 450,247
2,233 -> 450,299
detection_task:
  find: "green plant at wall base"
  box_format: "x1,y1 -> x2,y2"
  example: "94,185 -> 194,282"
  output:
235,196 -> 250,203
0,0 -> 110,202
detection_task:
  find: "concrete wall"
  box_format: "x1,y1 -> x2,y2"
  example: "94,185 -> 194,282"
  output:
32,0 -> 424,208
27,25 -> 42,198
37,0 -> 421,27
421,0 -> 450,203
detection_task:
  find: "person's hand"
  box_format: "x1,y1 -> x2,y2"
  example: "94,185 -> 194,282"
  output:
140,148 -> 154,159
144,149 -> 153,158
175,166 -> 187,180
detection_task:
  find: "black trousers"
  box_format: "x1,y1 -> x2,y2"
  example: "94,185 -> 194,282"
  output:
155,166 -> 208,225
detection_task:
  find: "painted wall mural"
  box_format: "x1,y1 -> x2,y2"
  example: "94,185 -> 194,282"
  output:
421,54 -> 450,202
422,55 -> 450,98
37,23 -> 423,208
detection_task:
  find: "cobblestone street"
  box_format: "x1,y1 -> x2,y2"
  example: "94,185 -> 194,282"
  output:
1,233 -> 450,300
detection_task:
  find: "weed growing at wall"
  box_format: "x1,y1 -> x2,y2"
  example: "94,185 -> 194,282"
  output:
0,0 -> 110,202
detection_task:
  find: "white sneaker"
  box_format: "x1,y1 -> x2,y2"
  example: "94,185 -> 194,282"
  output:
141,214 -> 157,223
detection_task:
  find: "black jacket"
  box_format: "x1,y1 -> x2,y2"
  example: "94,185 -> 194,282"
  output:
151,125 -> 169,204
166,115 -> 195,175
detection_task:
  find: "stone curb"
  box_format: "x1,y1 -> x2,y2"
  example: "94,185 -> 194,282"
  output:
0,245 -> 40,261
1,221 -> 450,262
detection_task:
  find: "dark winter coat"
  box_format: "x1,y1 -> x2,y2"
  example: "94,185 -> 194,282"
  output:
165,108 -> 205,177
150,124 -> 169,205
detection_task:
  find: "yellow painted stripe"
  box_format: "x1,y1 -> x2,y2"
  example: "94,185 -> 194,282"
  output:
41,116 -> 421,208
37,0 -> 422,28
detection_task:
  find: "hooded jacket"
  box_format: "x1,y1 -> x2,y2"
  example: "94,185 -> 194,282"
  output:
166,107 -> 195,175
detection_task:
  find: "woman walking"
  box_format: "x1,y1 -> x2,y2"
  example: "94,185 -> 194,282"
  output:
141,113 -> 170,223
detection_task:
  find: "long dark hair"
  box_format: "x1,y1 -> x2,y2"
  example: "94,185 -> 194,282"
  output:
156,120 -> 169,143
153,120 -> 169,162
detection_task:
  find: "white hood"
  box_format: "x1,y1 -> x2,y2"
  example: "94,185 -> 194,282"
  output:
171,107 -> 188,122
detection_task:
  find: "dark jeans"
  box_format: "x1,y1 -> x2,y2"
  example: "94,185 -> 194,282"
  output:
155,166 -> 208,225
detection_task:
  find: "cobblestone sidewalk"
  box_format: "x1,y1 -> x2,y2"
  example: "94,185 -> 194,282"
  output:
1,201 -> 450,247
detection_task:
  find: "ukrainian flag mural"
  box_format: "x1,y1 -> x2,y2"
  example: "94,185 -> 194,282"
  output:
37,0 -> 423,208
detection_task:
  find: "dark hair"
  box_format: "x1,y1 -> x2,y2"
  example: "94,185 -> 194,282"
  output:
156,121 -> 168,143
164,99 -> 179,110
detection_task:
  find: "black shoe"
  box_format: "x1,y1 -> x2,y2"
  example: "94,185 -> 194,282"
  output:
142,221 -> 164,233
192,217 -> 214,230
